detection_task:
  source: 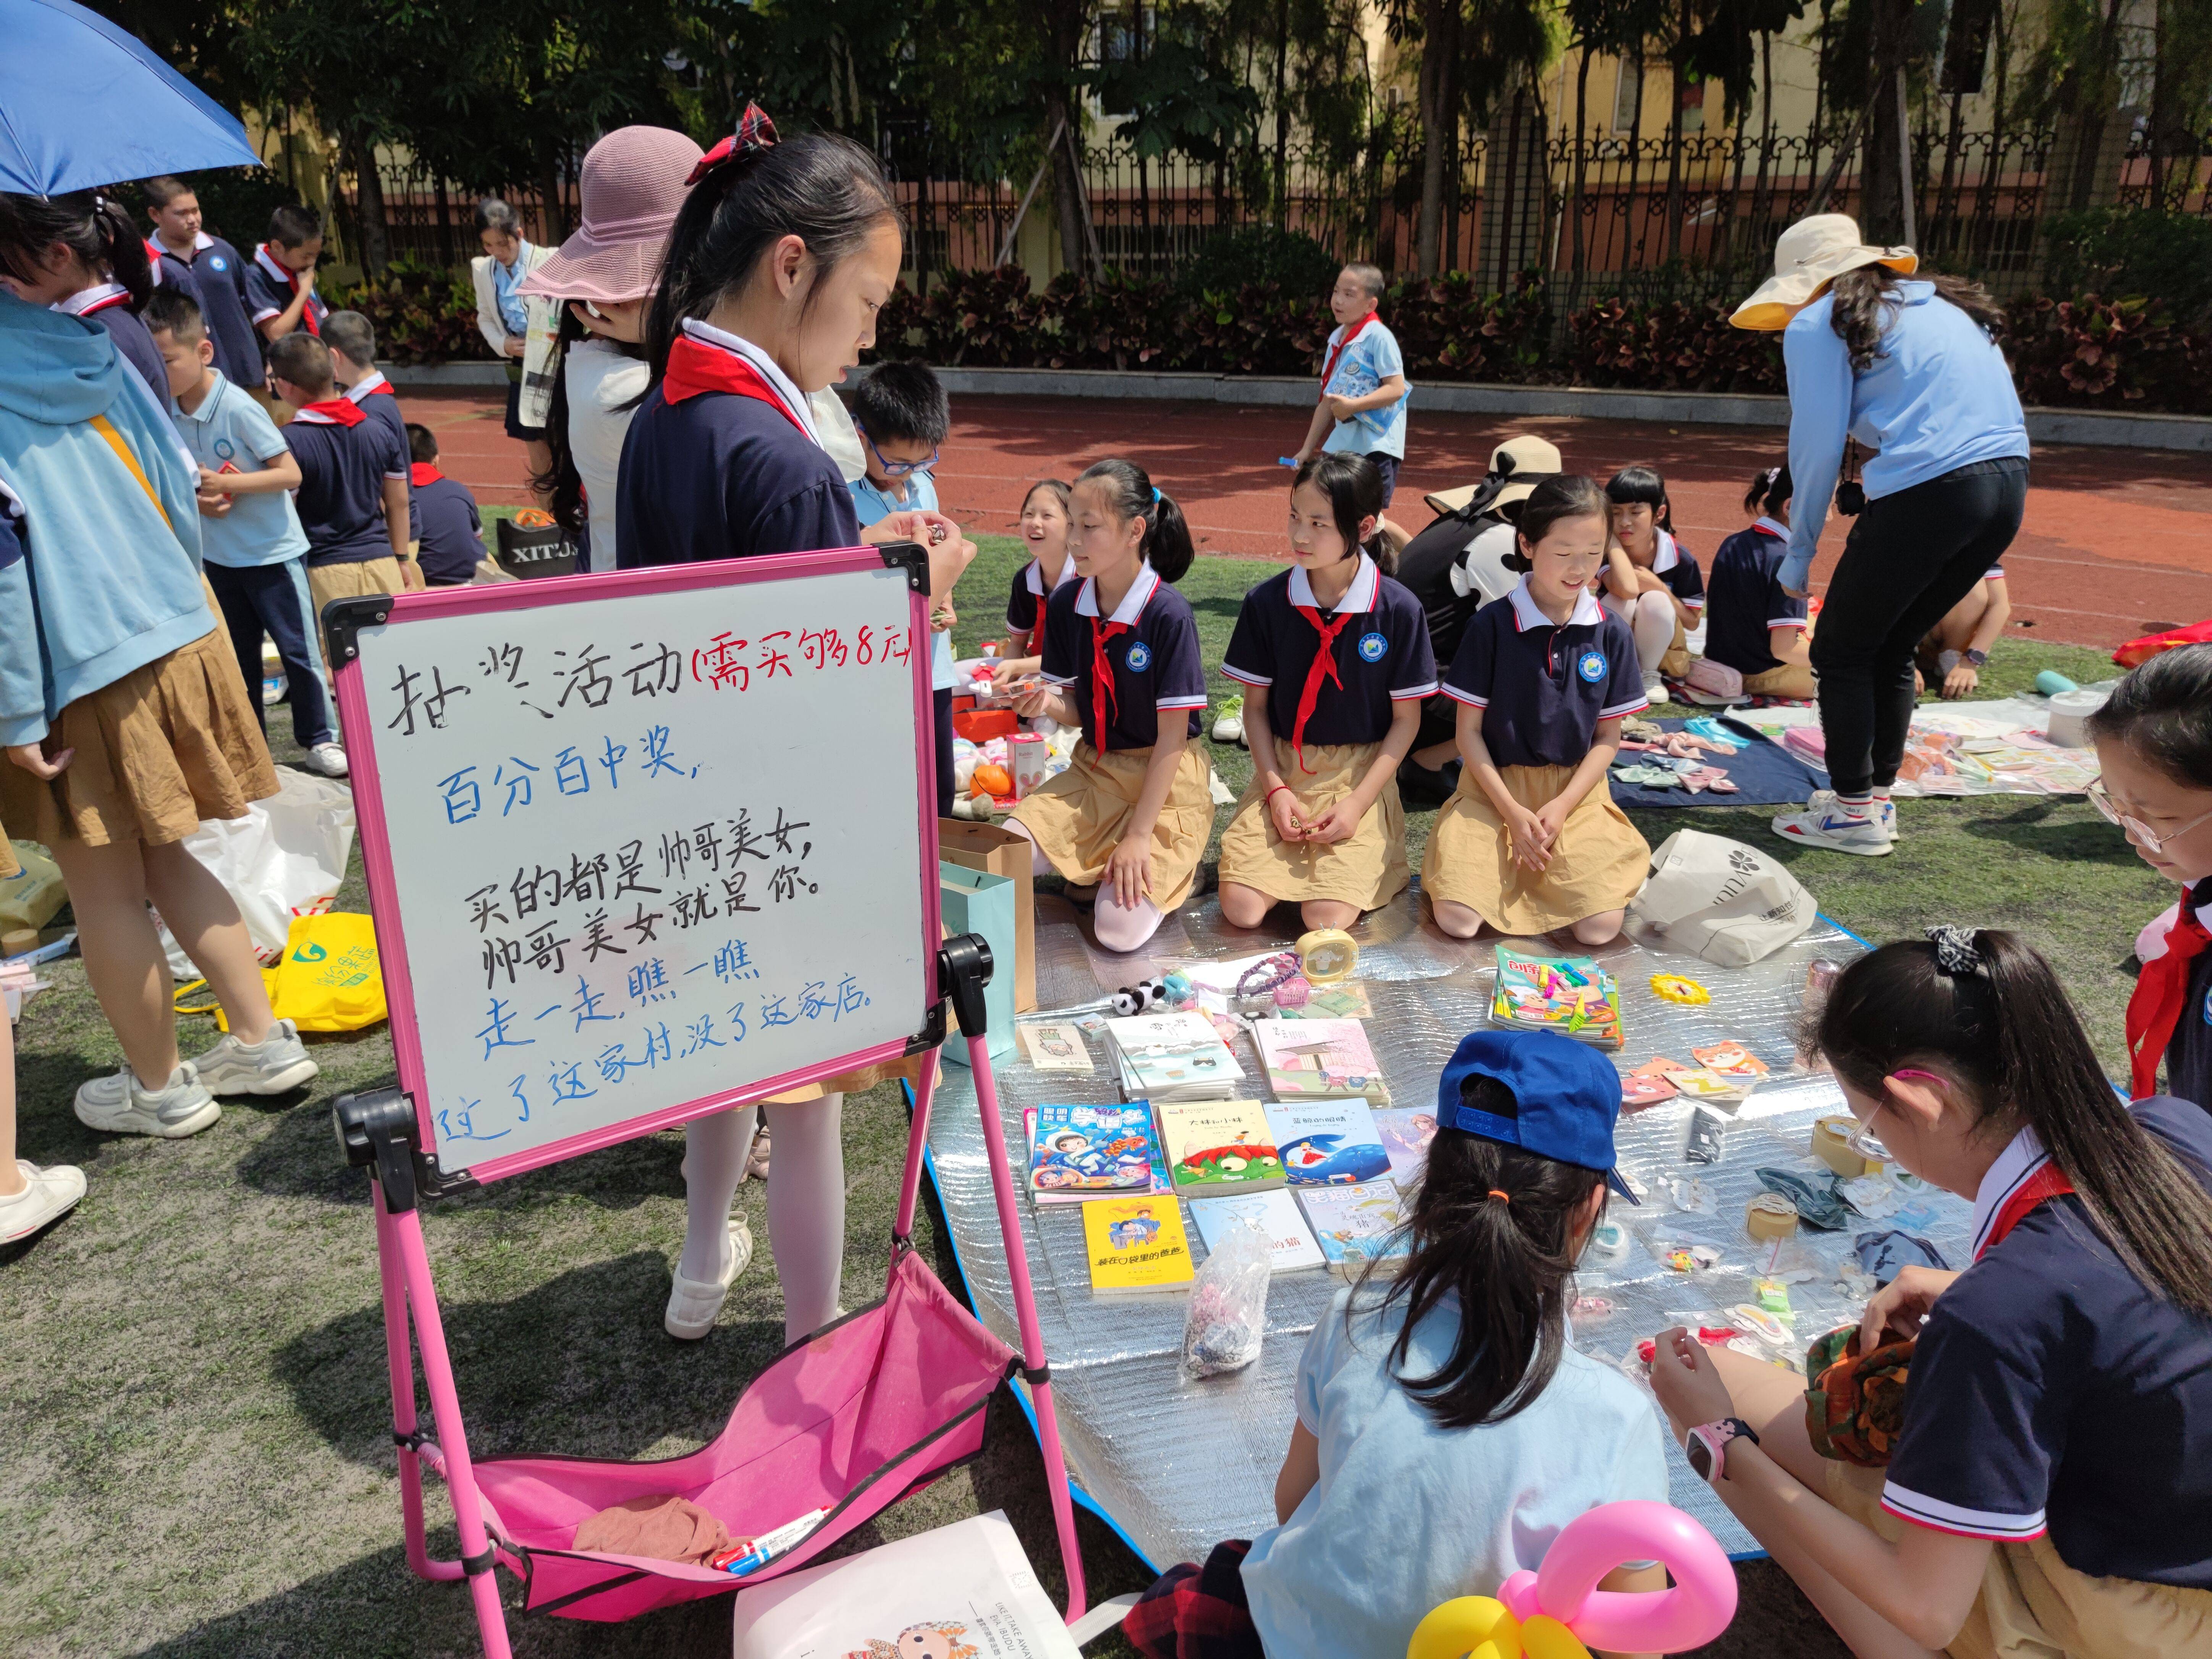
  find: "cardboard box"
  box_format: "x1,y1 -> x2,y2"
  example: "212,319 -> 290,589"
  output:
938,818 -> 1036,1011
1008,732 -> 1048,799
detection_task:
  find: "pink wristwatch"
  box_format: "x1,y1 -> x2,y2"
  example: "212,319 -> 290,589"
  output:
1686,1416 -> 1759,1486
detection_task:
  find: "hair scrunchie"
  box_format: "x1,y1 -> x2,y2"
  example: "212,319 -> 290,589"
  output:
1924,925 -> 1984,978
687,103 -> 779,186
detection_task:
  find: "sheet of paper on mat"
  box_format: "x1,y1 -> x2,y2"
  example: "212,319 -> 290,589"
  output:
1730,699 -> 2097,797
730,1510 -> 1082,1658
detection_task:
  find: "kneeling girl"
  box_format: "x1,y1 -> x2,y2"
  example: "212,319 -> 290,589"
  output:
1011,459 -> 1212,953
1217,453 -> 1434,932
1423,474 -> 1650,945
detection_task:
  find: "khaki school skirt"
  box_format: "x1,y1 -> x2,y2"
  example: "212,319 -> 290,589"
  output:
0,627 -> 278,851
1826,1462 -> 2212,1658
1218,742 -> 1408,911
1421,762 -> 1648,935
1009,739 -> 1214,912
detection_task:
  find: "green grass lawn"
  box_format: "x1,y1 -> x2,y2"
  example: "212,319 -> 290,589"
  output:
0,542 -> 2155,1657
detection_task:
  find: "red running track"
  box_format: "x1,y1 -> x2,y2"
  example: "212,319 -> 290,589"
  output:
410,385 -> 2210,652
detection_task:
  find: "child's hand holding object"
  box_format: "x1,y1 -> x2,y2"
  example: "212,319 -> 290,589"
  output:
1267,786 -> 1308,843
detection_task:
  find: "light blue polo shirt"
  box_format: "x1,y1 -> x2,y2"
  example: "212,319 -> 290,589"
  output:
1240,1286 -> 1670,1658
850,468 -> 957,691
169,370 -> 309,568
1320,319 -> 1410,460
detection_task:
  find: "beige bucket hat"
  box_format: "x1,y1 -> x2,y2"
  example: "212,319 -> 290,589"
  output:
1423,434 -> 1562,518
1730,213 -> 1917,332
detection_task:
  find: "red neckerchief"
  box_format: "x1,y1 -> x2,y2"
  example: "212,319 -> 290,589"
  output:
1289,579 -> 1360,775
256,245 -> 319,335
2126,887 -> 2212,1098
1317,312 -> 1376,399
661,334 -> 808,435
409,462 -> 443,487
354,376 -> 395,399
1976,1163 -> 2076,1259
1089,617 -> 1133,746
294,397 -> 367,428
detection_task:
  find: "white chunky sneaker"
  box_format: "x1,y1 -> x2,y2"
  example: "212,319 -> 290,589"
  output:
304,742 -> 350,778
665,1216 -> 755,1340
0,1160 -> 87,1242
1771,790 -> 1893,857
192,1018 -> 319,1096
74,1062 -> 220,1138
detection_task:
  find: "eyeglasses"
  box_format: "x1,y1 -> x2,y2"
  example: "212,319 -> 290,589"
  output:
2087,778 -> 2212,857
855,424 -> 938,479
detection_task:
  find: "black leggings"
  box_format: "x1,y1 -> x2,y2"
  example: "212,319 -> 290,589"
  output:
1809,457 -> 2028,796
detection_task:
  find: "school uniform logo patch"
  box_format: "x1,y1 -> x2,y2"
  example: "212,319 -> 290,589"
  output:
209,256 -> 228,271
1124,642 -> 1152,672
2203,983 -> 2211,1026
1357,631 -> 1388,663
1576,648 -> 1608,683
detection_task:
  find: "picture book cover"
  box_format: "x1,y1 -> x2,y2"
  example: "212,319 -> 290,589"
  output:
1106,1010 -> 1244,1102
1081,1196 -> 1195,1293
1297,1181 -> 1409,1274
1621,1071 -> 1678,1109
1275,983 -> 1373,1020
1672,1068 -> 1750,1101
1017,1020 -> 1095,1074
1026,1104 -> 1159,1195
1254,1018 -> 1391,1104
1024,1108 -> 1172,1206
1155,1098 -> 1285,1194
1188,1188 -> 1325,1273
1373,1107 -> 1438,1189
1262,1097 -> 1391,1187
1488,946 -> 1624,1049
1692,1041 -> 1769,1081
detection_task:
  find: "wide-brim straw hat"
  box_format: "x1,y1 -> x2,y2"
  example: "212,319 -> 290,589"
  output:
1424,433 -> 1562,519
517,125 -> 704,306
1731,213 -> 1916,332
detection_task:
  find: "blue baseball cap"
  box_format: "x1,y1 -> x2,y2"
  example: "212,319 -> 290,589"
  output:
1435,1029 -> 1639,1203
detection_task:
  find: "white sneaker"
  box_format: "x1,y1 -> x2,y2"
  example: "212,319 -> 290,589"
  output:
1642,674 -> 1667,706
192,1018 -> 319,1096
665,1215 -> 755,1340
304,742 -> 349,778
1771,791 -> 1893,857
0,1160 -> 87,1243
74,1062 -> 221,1138
1211,694 -> 1245,745
1875,798 -> 1897,840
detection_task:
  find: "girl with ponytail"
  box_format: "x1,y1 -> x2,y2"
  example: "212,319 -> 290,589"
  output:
0,189 -> 169,412
1008,458 -> 1212,953
1125,1030 -> 1669,1657
1216,452 -> 1436,935
613,106 -> 964,1352
1648,928 -> 2212,1659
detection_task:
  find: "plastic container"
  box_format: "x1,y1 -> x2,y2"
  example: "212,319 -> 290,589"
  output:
2034,669 -> 2078,697
2046,687 -> 2108,749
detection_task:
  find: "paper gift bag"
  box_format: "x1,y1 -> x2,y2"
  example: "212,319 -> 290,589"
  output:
939,863 -> 1017,1064
938,818 -> 1037,1011
1632,828 -> 1816,967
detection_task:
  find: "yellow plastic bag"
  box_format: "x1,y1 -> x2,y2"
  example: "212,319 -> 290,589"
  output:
175,912 -> 386,1033
1,839 -> 66,933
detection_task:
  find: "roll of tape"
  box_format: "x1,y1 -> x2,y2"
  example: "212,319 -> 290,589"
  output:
1746,1193 -> 1799,1241
1811,1115 -> 1883,1177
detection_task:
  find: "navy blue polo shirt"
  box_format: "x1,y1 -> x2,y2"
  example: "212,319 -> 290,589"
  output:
1702,519 -> 1809,677
2154,882 -> 2212,1113
346,377 -> 421,542
1599,528 -> 1703,613
1005,555 -> 1076,636
1880,1096 -> 2212,1585
1441,579 -> 1647,769
1039,564 -> 1208,751
159,233 -> 262,387
244,244 -> 327,338
1220,554 -> 1438,749
412,466 -> 485,585
285,404 -> 408,566
615,350 -> 858,569
57,286 -> 170,412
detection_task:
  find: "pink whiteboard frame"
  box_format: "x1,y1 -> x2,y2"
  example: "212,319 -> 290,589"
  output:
331,547 -> 943,1187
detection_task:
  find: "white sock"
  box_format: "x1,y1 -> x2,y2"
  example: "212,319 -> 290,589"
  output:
1834,793 -> 1873,821
679,1105 -> 756,1283
1095,895 -> 1165,953
1005,815 -> 1054,876
1631,593 -> 1675,678
763,1095 -> 845,1342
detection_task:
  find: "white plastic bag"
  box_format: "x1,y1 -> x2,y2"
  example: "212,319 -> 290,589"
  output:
1182,1221 -> 1272,1378
155,770 -> 356,976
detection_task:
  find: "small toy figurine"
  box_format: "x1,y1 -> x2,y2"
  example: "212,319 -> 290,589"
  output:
1112,978 -> 1170,1017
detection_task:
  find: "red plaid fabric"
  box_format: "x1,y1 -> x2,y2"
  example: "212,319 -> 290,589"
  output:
1121,1540 -> 1264,1659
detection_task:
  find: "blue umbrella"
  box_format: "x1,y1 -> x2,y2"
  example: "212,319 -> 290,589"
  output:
0,0 -> 259,196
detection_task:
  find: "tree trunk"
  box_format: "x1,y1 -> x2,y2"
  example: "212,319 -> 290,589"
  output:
1859,0 -> 1913,241
1043,87 -> 1089,278
538,145 -> 568,243
1622,45 -> 1647,265
1664,0 -> 1689,262
1415,0 -> 1458,276
433,175 -> 456,272
1752,31 -> 1774,235
351,135 -> 391,278
1571,47 -> 1592,273
1273,0 -> 1292,225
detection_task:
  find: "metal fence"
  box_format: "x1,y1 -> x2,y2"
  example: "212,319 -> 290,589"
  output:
351,121 -> 2207,302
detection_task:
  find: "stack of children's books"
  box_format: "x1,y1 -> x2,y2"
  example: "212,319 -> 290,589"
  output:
1104,1009 -> 1245,1103
1253,1018 -> 1391,1106
1488,946 -> 1624,1050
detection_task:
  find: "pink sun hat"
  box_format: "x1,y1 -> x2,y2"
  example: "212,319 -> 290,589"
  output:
517,125 -> 704,305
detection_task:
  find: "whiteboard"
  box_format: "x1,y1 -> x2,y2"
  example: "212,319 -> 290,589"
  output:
336,554 -> 936,1182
